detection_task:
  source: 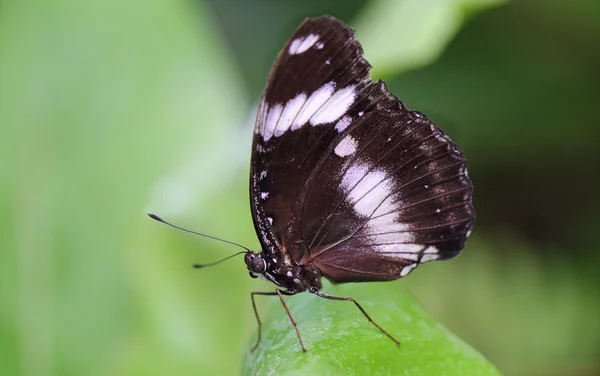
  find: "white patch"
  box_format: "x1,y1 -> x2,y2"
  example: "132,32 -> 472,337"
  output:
267,217 -> 273,225
334,135 -> 357,157
257,82 -> 356,139
358,111 -> 364,117
293,278 -> 301,284
466,229 -> 472,238
341,163 -> 369,196
255,101 -> 267,135
375,243 -> 423,256
292,82 -> 335,130
341,164 -> 393,217
400,264 -> 417,277
420,254 -> 439,263
325,60 -> 331,65
383,252 -> 420,261
424,184 -> 429,189
372,195 -> 396,217
334,115 -> 352,133
286,271 -> 293,277
259,170 -> 267,180
263,104 -> 283,141
367,213 -> 411,235
260,192 -> 269,200
423,246 -> 438,254
274,93 -> 307,137
316,42 -> 324,49
311,85 -> 357,125
289,34 -> 320,55
435,208 -> 441,213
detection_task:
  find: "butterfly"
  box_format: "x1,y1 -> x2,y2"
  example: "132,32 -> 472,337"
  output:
151,15 -> 474,352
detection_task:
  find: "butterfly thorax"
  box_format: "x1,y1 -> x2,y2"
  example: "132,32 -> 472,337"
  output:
245,251 -> 322,292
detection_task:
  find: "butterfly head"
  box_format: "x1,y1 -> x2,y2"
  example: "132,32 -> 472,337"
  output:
245,251 -> 267,279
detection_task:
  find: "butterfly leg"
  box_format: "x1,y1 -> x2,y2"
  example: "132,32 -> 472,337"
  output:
312,290 -> 401,346
250,290 -> 305,352
250,291 -> 277,352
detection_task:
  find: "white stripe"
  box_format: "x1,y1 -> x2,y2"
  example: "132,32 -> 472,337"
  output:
400,264 -> 417,277
378,251 -> 419,261
310,85 -> 357,125
353,170 -> 391,216
420,254 -> 439,263
423,246 -> 438,254
375,243 -> 423,255
292,82 -> 335,130
274,93 -> 307,137
263,104 -> 283,141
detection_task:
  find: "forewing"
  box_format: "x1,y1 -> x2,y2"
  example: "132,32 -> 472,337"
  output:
250,16 -> 375,259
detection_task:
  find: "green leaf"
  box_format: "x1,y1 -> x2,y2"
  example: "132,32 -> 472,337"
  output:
243,282 -> 501,375
355,0 -> 509,77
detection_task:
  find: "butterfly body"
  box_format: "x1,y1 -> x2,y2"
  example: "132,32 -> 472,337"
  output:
245,250 -> 322,292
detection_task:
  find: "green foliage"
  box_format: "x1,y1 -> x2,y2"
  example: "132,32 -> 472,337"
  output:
243,283 -> 501,375
355,0 -> 508,77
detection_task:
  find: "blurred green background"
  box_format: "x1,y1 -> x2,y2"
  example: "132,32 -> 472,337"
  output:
1,0 -> 599,375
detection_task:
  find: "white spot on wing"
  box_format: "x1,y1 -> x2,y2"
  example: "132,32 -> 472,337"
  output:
260,192 -> 269,200
316,42 -> 324,49
267,217 -> 273,225
423,246 -> 438,254
334,135 -> 357,157
341,163 -> 393,217
289,34 -> 320,55
383,252 -> 419,261
292,82 -> 335,130
274,93 -> 307,137
258,83 -> 357,140
263,104 -> 283,141
420,254 -> 439,263
374,243 -> 422,257
310,85 -> 357,125
400,264 -> 417,277
334,115 -> 352,133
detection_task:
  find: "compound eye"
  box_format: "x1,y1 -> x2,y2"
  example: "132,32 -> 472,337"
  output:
248,272 -> 258,279
251,255 -> 267,273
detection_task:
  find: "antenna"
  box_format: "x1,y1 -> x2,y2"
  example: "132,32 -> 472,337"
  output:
147,213 -> 251,267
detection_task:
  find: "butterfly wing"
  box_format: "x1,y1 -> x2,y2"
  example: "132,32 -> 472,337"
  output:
250,16 -> 374,260
304,109 -> 473,283
250,16 -> 474,281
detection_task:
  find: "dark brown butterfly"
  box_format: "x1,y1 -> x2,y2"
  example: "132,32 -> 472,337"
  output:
152,15 -> 474,352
